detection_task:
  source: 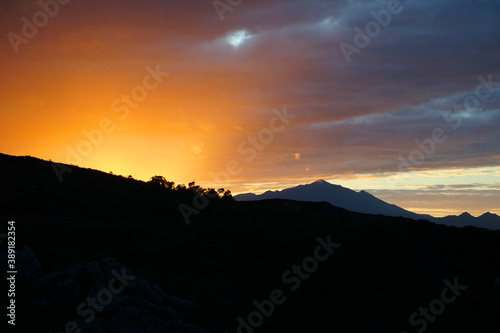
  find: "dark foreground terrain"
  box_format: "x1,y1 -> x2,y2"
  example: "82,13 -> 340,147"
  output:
1,153 -> 500,333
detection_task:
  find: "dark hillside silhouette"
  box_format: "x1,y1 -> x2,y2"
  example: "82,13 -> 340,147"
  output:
1,153 -> 500,333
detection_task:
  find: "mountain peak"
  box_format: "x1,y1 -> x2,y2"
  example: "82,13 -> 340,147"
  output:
234,180 -> 500,230
478,212 -> 500,219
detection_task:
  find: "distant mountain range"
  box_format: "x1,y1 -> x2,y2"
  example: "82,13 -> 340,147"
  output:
235,179 -> 500,230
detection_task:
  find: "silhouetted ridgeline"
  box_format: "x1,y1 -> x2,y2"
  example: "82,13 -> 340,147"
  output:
235,179 -> 500,230
1,153 -> 500,333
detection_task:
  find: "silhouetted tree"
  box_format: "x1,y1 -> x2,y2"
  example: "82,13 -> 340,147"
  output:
188,181 -> 206,195
176,184 -> 187,191
206,188 -> 218,198
222,190 -> 233,200
149,175 -> 174,189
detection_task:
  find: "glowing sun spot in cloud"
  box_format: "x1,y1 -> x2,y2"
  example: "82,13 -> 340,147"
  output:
226,30 -> 251,48
294,153 -> 301,160
317,16 -> 340,30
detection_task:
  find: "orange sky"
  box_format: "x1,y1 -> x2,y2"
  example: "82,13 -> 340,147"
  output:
1,0 -> 499,216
